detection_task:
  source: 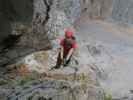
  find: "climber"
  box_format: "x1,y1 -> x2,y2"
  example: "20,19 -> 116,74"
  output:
52,30 -> 77,69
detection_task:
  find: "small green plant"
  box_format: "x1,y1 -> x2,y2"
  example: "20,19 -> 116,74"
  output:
18,76 -> 34,86
76,73 -> 88,93
103,92 -> 112,100
18,72 -> 39,86
0,79 -> 8,85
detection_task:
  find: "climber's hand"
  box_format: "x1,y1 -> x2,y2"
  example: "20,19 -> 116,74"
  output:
63,59 -> 69,67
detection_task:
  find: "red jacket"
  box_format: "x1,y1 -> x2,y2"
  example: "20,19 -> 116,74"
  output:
60,38 -> 77,58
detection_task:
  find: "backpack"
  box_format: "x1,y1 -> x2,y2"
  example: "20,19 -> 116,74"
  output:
64,36 -> 76,48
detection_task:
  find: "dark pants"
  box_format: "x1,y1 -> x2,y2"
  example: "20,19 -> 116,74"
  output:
55,52 -> 71,68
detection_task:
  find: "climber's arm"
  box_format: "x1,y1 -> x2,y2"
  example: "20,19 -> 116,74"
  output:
60,46 -> 64,60
66,41 -> 77,61
66,48 -> 74,61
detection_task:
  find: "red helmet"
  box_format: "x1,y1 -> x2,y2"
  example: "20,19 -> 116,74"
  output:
65,30 -> 73,38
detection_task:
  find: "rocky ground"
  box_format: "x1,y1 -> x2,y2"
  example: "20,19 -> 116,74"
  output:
0,48 -> 105,100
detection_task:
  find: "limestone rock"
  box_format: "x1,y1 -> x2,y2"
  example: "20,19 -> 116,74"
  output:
80,0 -> 113,19
80,0 -> 133,23
0,0 -> 81,67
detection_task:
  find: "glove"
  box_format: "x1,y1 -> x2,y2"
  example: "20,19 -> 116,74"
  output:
63,59 -> 69,67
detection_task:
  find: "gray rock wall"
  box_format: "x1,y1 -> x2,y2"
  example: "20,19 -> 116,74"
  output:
112,0 -> 133,24
80,0 -> 113,19
80,0 -> 133,23
0,0 -> 33,43
32,0 -> 81,38
0,0 -> 34,66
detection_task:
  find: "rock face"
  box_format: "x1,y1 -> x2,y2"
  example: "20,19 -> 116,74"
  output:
0,0 -> 81,67
0,0 -> 33,43
112,0 -> 133,24
32,0 -> 81,40
80,0 -> 113,19
0,0 -> 34,66
80,0 -> 133,23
